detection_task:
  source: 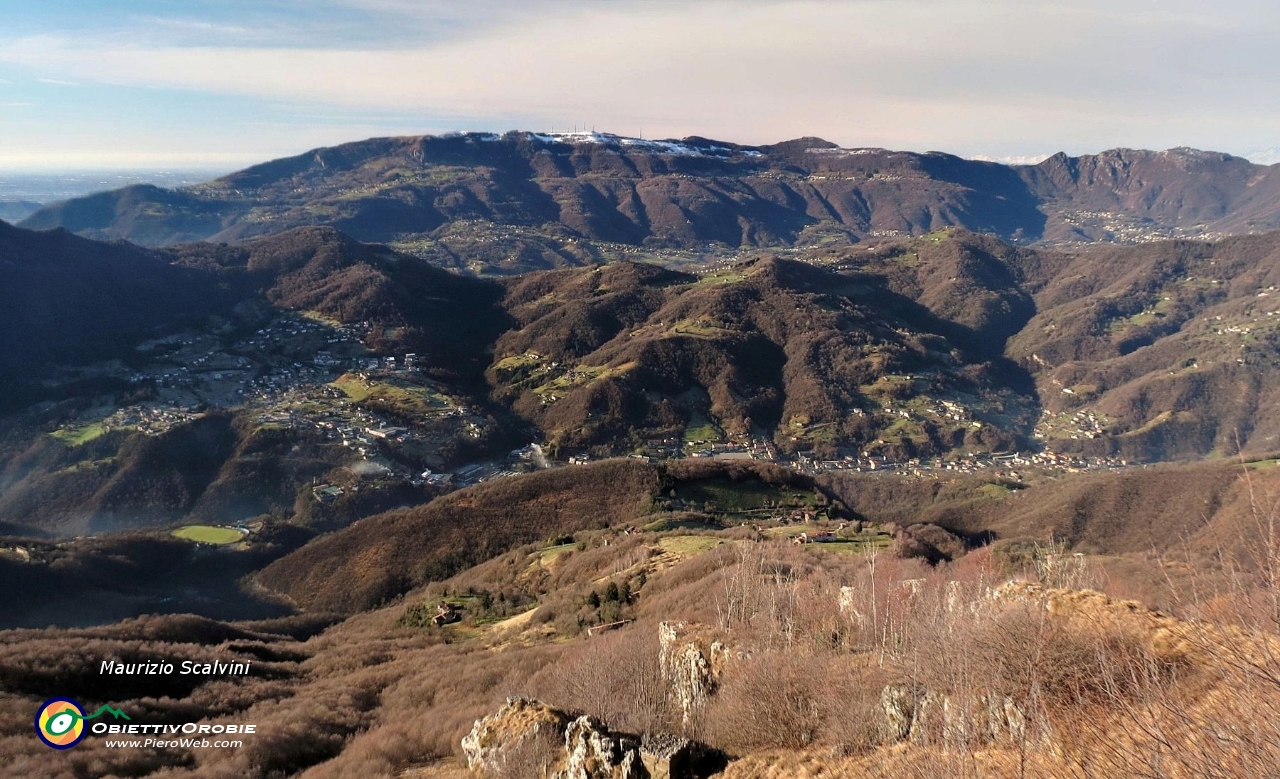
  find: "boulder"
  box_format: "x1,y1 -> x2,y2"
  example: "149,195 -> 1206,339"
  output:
640,734 -> 729,779
556,715 -> 645,779
462,697 -> 570,775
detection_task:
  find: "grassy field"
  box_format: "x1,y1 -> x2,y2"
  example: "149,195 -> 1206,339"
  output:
670,317 -> 732,338
979,482 -> 1012,499
54,457 -> 116,476
692,268 -> 749,287
657,535 -> 722,556
641,516 -> 725,532
171,525 -> 247,545
535,542 -> 577,565
761,524 -> 892,554
332,374 -> 373,402
332,374 -> 452,414
493,352 -> 544,372
300,310 -> 346,328
791,420 -> 839,444
533,362 -> 637,397
810,537 -> 892,555
683,412 -> 723,446
51,423 -> 108,447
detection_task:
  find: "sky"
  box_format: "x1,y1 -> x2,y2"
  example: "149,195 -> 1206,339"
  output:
1,0 -> 1278,170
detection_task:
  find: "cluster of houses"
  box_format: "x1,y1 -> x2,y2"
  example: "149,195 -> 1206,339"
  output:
1053,209 -> 1214,244
312,484 -> 345,504
771,446 -> 1129,480
684,436 -> 779,462
792,531 -> 837,545
100,405 -> 202,437
453,462 -> 518,485
1034,408 -> 1108,441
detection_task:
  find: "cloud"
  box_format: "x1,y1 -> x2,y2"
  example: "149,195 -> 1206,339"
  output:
129,16 -> 267,41
35,77 -> 80,86
2,0 -> 1280,159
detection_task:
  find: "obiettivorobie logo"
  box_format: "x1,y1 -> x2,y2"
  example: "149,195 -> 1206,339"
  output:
35,697 -> 256,750
35,698 -> 130,749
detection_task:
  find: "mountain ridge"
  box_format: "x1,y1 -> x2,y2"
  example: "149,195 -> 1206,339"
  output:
21,132 -> 1280,274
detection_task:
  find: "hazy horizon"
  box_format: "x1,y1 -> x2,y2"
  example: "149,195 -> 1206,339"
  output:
0,169 -> 235,204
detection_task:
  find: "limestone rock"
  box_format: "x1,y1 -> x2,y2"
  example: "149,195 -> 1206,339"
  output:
555,715 -> 645,779
879,685 -> 916,743
658,622 -> 727,727
985,694 -> 1027,744
464,699 -> 725,779
462,697 -> 570,775
640,733 -> 729,779
879,686 -> 1029,748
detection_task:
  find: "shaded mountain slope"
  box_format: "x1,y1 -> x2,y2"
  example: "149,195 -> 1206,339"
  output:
0,203 -> 40,222
0,223 -> 508,389
824,458 -> 1277,561
19,184 -> 224,246
0,220 -> 237,383
0,408 -> 365,537
168,227 -> 510,384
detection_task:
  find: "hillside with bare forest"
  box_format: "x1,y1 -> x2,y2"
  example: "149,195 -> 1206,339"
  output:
3,456 -> 1280,778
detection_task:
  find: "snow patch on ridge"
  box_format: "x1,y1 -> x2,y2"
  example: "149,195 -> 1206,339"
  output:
804,147 -> 885,156
525,131 -> 761,158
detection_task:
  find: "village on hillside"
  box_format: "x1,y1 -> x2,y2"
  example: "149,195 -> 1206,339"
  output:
42,308 -> 1137,508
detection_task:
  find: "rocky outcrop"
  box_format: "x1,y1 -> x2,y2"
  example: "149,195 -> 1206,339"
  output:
658,622 -> 730,726
463,698 -> 725,779
560,715 -> 646,779
462,698 -> 570,775
879,686 -> 1028,747
879,685 -> 915,742
640,734 -> 730,779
